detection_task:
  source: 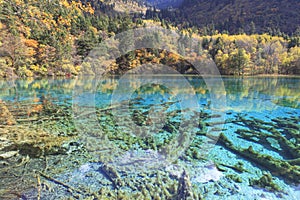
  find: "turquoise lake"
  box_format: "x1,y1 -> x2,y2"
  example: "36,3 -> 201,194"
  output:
0,76 -> 299,199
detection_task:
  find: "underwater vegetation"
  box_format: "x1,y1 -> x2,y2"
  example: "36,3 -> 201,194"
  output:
0,77 -> 299,199
1,94 -> 299,199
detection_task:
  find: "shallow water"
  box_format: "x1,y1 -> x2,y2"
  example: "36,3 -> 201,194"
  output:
0,76 -> 299,199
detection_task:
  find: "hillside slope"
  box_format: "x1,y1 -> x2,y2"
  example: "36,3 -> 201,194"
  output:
81,0 -> 146,15
145,0 -> 184,8
159,0 -> 300,34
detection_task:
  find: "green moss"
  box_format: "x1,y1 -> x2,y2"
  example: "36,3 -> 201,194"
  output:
226,174 -> 243,183
217,132 -> 300,184
250,173 -> 282,192
235,115 -> 300,159
185,147 -> 202,160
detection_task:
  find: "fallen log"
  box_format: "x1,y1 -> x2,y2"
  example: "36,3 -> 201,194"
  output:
217,133 -> 300,184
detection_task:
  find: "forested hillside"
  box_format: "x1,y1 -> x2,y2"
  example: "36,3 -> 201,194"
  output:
152,0 -> 300,35
0,0 -> 140,77
85,0 -> 146,14
0,0 -> 299,78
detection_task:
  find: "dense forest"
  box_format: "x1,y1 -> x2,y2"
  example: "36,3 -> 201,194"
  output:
0,0 -> 299,78
146,0 -> 300,35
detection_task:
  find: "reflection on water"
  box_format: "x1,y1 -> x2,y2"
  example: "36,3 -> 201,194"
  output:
0,76 -> 299,199
1,76 -> 299,107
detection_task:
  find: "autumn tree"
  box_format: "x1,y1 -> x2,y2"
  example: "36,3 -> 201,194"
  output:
229,48 -> 250,76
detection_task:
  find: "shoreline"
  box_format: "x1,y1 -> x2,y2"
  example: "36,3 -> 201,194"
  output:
1,74 -> 300,80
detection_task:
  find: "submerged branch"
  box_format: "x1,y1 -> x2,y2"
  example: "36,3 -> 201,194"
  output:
38,171 -> 88,196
